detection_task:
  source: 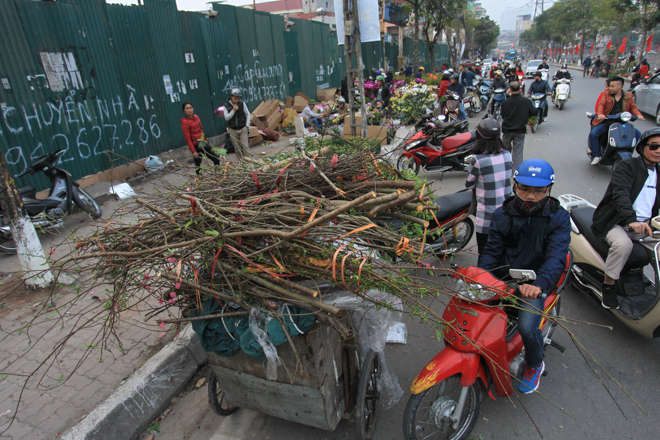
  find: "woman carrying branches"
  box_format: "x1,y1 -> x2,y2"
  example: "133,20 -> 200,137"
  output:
181,102 -> 221,175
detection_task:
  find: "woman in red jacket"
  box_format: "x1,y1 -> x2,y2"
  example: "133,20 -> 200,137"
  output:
181,102 -> 220,175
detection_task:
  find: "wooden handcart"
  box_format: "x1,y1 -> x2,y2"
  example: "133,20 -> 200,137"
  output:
206,321 -> 381,439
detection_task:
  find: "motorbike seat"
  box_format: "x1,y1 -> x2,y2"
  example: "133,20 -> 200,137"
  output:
436,119 -> 464,130
17,185 -> 36,198
442,131 -> 477,152
570,206 -> 649,270
431,191 -> 472,221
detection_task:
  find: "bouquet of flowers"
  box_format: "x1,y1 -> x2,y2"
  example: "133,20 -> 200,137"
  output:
390,84 -> 436,125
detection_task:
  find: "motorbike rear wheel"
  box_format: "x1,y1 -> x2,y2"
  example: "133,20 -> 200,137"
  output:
73,187 -> 102,218
396,155 -> 421,175
0,237 -> 16,254
428,218 -> 474,255
558,100 -> 564,111
468,91 -> 481,113
403,374 -> 481,440
531,116 -> 539,133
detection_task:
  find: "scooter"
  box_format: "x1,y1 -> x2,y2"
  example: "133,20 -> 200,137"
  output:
517,73 -> 525,95
464,86 -> 481,114
585,111 -> 638,168
558,194 -> 660,338
443,92 -> 462,121
409,116 -> 469,146
382,190 -> 475,257
462,93 -> 475,118
529,93 -> 548,133
0,148 -> 102,253
490,88 -> 507,119
538,68 -> 550,82
402,260 -> 570,440
553,78 -> 572,110
397,130 -> 477,175
475,77 -> 492,112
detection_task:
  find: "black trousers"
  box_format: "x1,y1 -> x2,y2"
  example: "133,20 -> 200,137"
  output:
476,232 -> 489,257
194,144 -> 220,175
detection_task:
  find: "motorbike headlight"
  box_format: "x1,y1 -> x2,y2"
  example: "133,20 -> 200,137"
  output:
405,140 -> 424,151
620,112 -> 632,122
455,279 -> 498,301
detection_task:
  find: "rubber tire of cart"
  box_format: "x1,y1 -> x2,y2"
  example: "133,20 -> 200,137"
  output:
208,368 -> 239,416
356,349 -> 380,440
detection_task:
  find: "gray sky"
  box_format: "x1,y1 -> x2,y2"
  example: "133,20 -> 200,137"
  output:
109,0 -> 537,27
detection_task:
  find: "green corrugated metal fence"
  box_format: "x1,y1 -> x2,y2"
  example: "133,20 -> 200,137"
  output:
0,0 -> 450,190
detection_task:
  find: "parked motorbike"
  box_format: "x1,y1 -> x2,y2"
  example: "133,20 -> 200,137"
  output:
585,111 -> 638,168
409,115 -> 469,146
490,88 -> 507,119
397,130 -> 477,175
383,190 -> 474,257
475,77 -> 492,112
462,93 -> 475,118
0,149 -> 102,253
529,93 -> 548,133
403,260 -> 570,440
443,92 -> 462,121
465,86 -> 481,114
558,194 -> 660,338
552,78 -> 572,110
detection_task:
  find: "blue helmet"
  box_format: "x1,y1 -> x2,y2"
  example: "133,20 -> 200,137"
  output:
514,159 -> 555,187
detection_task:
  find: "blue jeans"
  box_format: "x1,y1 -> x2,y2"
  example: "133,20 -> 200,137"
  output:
589,124 -> 642,157
304,117 -> 323,130
517,296 -> 546,369
458,101 -> 467,120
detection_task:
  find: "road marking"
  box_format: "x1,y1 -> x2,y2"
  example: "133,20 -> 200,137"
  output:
209,409 -> 263,440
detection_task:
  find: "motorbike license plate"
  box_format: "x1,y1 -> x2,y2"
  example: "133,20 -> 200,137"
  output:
464,101 -> 471,108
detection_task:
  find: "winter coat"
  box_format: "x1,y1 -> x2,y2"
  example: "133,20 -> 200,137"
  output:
479,196 -> 571,292
438,80 -> 450,99
592,91 -> 642,126
592,156 -> 660,238
181,115 -> 204,154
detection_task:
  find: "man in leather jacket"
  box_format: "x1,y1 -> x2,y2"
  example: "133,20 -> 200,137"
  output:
527,71 -> 551,121
552,63 -> 572,95
537,57 -> 550,70
592,128 -> 660,309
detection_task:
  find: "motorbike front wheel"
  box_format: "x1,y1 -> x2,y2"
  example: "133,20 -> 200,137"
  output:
73,187 -> 102,218
403,374 -> 481,440
396,155 -> 421,175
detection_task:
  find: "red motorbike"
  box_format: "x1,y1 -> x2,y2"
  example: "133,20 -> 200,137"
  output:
402,256 -> 572,440
397,130 -> 477,175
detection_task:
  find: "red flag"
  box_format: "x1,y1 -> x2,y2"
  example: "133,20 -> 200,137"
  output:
575,45 -> 580,54
619,37 -> 626,53
589,43 -> 593,54
647,34 -> 654,53
607,39 -> 612,50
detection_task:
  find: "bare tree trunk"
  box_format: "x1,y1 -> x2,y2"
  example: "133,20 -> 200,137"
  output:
414,2 -> 419,71
639,2 -> 648,62
429,44 -> 435,72
580,29 -> 586,63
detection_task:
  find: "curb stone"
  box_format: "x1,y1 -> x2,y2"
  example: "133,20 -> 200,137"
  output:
61,325 -> 207,440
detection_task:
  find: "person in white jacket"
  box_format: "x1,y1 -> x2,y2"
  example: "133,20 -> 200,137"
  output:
300,100 -> 325,131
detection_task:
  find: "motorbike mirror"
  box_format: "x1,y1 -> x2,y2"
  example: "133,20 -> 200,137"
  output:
509,269 -> 537,281
653,230 -> 660,236
463,154 -> 475,164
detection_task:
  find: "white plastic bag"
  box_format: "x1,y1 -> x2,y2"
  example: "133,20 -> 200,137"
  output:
144,155 -> 164,173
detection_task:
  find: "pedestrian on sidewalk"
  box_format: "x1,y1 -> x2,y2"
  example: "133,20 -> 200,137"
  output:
181,102 -> 221,175
500,81 -> 537,173
465,118 -> 512,257
224,88 -> 251,163
593,56 -> 602,77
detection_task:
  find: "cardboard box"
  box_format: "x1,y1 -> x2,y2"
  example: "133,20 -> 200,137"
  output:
257,100 -> 280,122
343,116 -> 387,142
295,92 -> 310,101
248,126 -> 259,138
317,88 -> 338,102
249,133 -> 263,147
251,114 -> 266,130
264,110 -> 283,130
294,95 -> 309,113
285,96 -> 294,107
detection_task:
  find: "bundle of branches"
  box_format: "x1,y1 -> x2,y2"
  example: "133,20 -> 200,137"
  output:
62,138 -> 449,341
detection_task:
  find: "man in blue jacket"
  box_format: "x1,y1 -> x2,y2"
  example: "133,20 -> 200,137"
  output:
479,159 -> 571,394
448,73 -> 467,120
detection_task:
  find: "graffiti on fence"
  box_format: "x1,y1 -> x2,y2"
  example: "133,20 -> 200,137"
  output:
222,60 -> 286,104
1,84 -> 161,175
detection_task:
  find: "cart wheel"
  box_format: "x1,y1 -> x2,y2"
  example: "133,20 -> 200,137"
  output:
208,369 -> 238,416
356,349 -> 380,440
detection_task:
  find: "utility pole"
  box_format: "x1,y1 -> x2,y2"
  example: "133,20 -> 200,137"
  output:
0,154 -> 54,288
343,0 -> 368,138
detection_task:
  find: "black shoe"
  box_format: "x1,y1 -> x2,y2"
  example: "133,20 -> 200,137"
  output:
601,284 -> 619,309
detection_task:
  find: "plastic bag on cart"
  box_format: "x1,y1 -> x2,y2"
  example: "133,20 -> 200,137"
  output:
323,288 -> 405,409
243,309 -> 281,380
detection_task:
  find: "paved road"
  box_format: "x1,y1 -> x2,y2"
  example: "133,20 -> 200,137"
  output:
153,75 -> 660,440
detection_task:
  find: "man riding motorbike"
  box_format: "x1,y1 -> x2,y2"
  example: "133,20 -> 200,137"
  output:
630,58 -> 650,90
447,73 -> 467,120
489,70 -> 508,114
527,71 -> 551,122
479,159 -> 571,393
591,128 -> 660,309
537,57 -> 550,70
588,76 -> 644,165
552,63 -> 572,95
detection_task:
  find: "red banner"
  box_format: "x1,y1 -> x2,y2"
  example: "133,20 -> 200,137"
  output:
606,39 -> 612,50
619,37 -> 627,53
647,34 -> 654,53
590,43 -> 594,54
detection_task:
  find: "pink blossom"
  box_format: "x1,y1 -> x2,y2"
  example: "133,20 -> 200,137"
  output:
145,286 -> 151,291
159,322 -> 165,329
168,299 -> 176,304
186,187 -> 191,192
144,273 -> 151,278
168,257 -> 176,264
158,298 -> 164,304
175,282 -> 181,289
170,292 -> 177,299
89,291 -> 95,296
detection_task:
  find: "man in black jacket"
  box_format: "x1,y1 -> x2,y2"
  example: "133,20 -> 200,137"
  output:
448,73 -> 467,120
592,128 -> 660,309
501,81 -> 537,172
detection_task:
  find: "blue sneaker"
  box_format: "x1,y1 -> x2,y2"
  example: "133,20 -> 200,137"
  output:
518,361 -> 545,394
